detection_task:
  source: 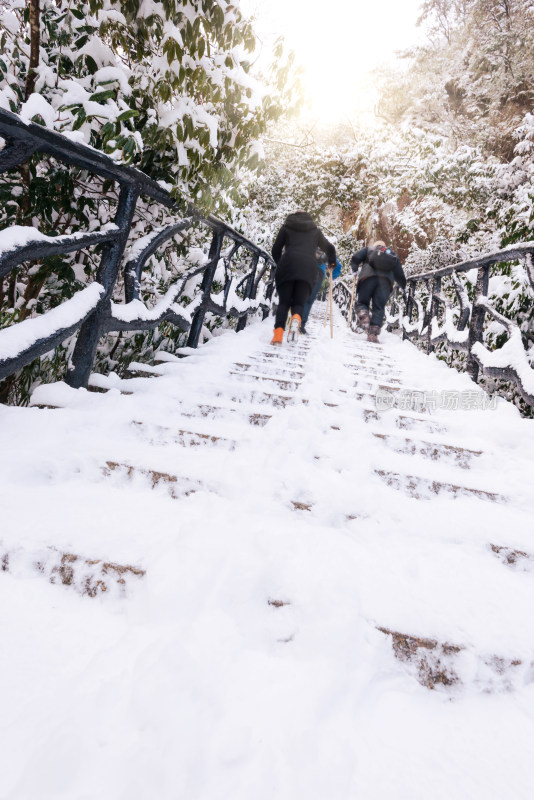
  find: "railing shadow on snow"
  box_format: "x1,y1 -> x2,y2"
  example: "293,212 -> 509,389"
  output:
334,245 -> 534,410
0,108 -> 276,390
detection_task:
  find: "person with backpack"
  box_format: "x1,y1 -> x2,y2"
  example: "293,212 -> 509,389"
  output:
270,211 -> 336,344
300,252 -> 342,334
350,240 -> 406,343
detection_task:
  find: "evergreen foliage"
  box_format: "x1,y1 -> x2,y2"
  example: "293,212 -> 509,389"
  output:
0,0 -> 298,403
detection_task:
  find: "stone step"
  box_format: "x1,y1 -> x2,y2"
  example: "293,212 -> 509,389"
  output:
233,362 -> 305,379
249,356 -> 306,370
354,379 -> 410,393
351,372 -> 403,385
378,626 -> 462,688
131,421 -> 237,450
375,469 -> 504,503
217,388 -> 308,409
1,544 -> 145,598
182,404 -> 272,427
346,355 -> 400,366
363,408 -> 447,434
378,626 -> 525,692
354,389 -> 432,413
344,351 -> 395,362
344,363 -> 402,380
372,432 -> 482,468
229,372 -> 301,392
490,544 -> 534,568
269,340 -> 310,352
254,347 -> 308,364
104,461 -> 203,498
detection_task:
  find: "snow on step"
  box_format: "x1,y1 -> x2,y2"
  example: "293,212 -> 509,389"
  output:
228,370 -> 302,392
490,543 -> 534,569
372,431 -> 482,468
362,406 -> 448,433
104,461 -> 207,499
377,626 -> 529,692
375,468 -> 505,503
131,420 -> 237,450
2,301 -> 534,799
233,361 -> 306,379
1,543 -> 144,598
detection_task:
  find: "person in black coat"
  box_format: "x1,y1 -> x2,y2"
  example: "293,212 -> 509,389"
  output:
351,240 -> 406,343
270,211 -> 336,344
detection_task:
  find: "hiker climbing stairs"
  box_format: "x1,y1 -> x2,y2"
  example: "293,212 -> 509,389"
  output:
1,300 -> 534,797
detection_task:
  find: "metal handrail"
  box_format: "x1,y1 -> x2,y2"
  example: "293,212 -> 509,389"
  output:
334,245 -> 534,409
0,108 -> 276,389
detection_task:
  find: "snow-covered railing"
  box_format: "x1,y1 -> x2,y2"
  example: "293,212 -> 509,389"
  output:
0,108 -> 275,389
334,243 -> 534,409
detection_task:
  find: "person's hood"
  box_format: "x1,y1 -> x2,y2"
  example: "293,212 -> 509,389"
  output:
284,212 -> 317,232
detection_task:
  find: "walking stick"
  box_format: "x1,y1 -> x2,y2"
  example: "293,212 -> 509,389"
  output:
347,274 -> 357,328
329,268 -> 334,339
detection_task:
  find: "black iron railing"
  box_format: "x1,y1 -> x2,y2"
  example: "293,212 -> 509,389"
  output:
0,108 -> 275,389
334,244 -> 534,409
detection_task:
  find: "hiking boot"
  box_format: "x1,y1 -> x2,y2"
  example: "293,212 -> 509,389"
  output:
270,327 -> 284,345
300,324 -> 308,335
288,314 -> 301,342
367,324 -> 381,343
356,307 -> 370,331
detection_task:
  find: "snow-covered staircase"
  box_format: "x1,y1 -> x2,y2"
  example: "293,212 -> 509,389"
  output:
1,302 -> 534,798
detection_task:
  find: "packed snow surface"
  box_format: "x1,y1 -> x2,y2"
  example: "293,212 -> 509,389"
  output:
1,304 -> 534,799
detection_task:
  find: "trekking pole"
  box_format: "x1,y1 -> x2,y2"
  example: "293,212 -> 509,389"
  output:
329,268 -> 334,339
347,274 -> 357,328
323,278 -> 329,326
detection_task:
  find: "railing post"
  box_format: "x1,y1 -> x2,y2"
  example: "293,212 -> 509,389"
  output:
262,262 -> 276,320
187,227 -> 225,348
403,281 -> 415,341
66,183 -> 140,388
525,253 -> 534,292
422,279 -> 431,351
466,265 -> 490,383
425,276 -> 440,353
236,252 -> 260,333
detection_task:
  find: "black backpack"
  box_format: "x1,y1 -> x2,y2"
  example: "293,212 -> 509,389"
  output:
369,245 -> 398,273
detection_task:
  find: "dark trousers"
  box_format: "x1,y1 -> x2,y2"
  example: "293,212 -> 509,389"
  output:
355,276 -> 391,327
301,273 -> 324,326
274,280 -> 311,329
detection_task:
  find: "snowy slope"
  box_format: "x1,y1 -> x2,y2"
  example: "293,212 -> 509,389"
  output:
1,303 -> 534,800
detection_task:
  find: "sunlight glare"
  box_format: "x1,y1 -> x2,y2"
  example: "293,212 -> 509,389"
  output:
242,0 -> 424,124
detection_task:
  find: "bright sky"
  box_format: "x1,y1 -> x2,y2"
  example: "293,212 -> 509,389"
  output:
241,0 -> 425,123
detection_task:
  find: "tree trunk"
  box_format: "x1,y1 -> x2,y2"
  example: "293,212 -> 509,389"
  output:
25,0 -> 41,100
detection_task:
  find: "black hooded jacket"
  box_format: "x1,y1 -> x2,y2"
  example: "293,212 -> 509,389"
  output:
272,212 -> 336,291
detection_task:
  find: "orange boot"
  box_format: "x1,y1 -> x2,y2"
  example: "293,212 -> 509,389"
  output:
288,314 -> 301,342
270,327 -> 284,345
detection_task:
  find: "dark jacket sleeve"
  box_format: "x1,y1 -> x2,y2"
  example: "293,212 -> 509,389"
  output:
271,226 -> 286,265
393,259 -> 407,290
351,248 -> 368,272
317,230 -> 336,265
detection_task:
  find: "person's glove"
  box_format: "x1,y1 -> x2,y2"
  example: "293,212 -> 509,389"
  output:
351,264 -> 359,273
